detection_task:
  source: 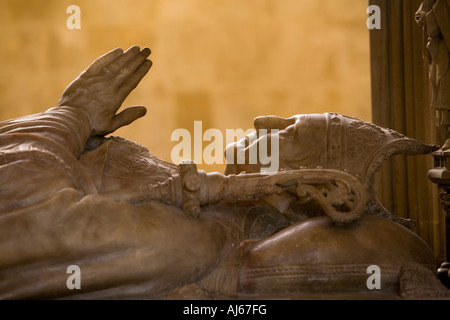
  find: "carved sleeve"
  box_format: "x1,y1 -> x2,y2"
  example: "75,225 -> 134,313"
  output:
0,106 -> 92,158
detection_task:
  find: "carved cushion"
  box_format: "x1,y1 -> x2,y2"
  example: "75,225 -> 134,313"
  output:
239,215 -> 436,297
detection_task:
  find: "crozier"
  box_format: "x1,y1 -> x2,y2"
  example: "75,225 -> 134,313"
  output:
0,47 -> 448,300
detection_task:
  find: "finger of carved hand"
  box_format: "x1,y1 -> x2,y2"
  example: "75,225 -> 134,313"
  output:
83,48 -> 123,77
101,46 -> 141,79
109,106 -> 147,133
113,47 -> 151,87
118,59 -> 152,99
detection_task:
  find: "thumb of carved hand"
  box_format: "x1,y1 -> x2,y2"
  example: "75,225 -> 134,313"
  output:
98,105 -> 147,136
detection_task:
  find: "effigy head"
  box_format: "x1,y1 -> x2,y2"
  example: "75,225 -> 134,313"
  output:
221,114 -> 445,298
225,113 -> 438,188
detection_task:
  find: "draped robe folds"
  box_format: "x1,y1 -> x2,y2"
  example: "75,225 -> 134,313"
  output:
0,106 -> 244,299
0,106 -> 441,299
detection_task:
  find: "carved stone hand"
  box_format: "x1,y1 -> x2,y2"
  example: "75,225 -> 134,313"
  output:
56,46 -> 152,136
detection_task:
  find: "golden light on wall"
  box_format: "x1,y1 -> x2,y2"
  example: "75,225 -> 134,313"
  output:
0,0 -> 371,173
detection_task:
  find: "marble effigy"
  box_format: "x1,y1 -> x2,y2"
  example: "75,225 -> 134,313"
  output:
0,47 -> 448,299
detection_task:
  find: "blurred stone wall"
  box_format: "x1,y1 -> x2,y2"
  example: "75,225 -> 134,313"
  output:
0,0 -> 371,172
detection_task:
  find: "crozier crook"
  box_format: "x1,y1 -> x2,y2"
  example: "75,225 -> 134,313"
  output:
101,161 -> 367,224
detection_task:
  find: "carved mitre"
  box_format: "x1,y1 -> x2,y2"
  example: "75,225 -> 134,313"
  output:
279,113 -> 438,227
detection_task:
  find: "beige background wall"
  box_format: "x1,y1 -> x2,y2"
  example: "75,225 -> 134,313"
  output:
0,0 -> 371,172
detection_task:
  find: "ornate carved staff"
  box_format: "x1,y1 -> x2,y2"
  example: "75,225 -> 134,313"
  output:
101,160 -> 367,224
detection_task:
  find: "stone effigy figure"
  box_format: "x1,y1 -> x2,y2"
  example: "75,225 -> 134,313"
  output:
416,0 -> 450,148
416,0 -> 450,288
0,47 -> 449,299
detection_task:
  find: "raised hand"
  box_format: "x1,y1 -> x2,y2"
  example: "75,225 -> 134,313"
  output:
57,46 -> 152,136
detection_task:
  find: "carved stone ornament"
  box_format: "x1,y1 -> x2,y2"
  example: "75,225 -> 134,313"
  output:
418,0 -> 450,289
0,47 -> 448,299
